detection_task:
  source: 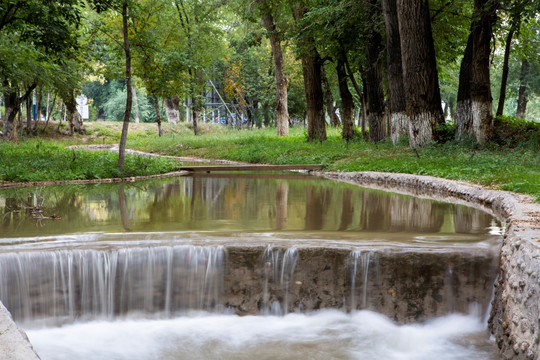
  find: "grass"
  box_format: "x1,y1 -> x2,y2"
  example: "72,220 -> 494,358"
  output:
0,140 -> 180,183
1,119 -> 539,200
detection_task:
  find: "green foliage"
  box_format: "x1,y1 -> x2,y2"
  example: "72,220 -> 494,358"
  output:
493,116 -> 540,147
0,141 -> 179,182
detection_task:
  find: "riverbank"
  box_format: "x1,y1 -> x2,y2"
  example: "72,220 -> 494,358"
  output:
1,121 -> 538,200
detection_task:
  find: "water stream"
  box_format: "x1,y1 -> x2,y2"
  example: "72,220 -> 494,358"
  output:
0,175 -> 502,359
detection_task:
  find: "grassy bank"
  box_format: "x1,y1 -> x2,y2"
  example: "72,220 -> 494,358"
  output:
125,122 -> 539,200
0,140 -> 180,183
1,120 -> 538,200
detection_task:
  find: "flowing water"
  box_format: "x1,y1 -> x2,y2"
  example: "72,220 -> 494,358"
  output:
0,174 -> 503,359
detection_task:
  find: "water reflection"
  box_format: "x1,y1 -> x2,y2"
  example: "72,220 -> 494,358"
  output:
0,174 -> 498,239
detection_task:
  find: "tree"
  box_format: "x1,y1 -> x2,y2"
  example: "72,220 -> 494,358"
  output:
516,59 -> 529,119
0,0 -> 81,141
364,0 -> 386,143
337,56 -> 354,141
470,0 -> 498,144
290,1 -> 326,142
118,0 -> 133,172
382,0 -> 407,143
397,0 -> 443,147
321,66 -> 340,127
258,0 -> 290,136
455,35 -> 474,138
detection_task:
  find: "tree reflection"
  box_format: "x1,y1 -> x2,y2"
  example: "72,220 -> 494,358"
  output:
305,185 -> 332,230
118,185 -> 131,232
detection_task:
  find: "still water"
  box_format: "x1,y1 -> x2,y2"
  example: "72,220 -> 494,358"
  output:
0,173 -> 500,245
0,174 -> 502,359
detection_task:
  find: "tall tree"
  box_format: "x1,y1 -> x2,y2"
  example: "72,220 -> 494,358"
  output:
117,0 -> 133,172
364,0 -> 386,142
397,0 -> 443,147
290,1 -> 326,142
337,56 -> 354,141
455,35 -> 474,138
516,59 -> 529,119
496,25 -> 515,117
382,0 -> 407,143
495,0 -> 537,117
258,0 -> 290,136
321,66 -> 340,127
469,0 -> 498,144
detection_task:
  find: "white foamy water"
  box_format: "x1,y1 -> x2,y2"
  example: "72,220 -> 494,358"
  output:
27,310 -> 498,360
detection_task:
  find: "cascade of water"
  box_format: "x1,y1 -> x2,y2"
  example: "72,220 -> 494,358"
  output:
0,246 -> 225,326
349,250 -> 374,311
261,246 -> 298,315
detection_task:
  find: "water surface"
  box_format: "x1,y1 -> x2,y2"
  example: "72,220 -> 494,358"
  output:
0,174 -> 502,359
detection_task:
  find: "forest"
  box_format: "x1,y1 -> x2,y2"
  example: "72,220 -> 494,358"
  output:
1,0 -> 539,141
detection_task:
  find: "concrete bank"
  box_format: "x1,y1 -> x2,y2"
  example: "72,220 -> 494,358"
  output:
0,303 -> 39,360
319,171 -> 540,360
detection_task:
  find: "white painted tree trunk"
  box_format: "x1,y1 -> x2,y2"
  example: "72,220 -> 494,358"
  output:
408,112 -> 434,148
471,99 -> 492,145
390,112 -> 408,143
455,99 -> 472,138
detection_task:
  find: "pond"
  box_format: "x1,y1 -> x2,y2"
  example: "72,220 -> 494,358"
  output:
0,174 -> 502,359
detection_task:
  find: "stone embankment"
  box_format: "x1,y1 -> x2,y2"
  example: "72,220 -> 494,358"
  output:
0,303 -> 39,360
320,171 -> 540,360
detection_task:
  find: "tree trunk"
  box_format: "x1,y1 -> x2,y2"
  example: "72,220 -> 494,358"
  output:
361,74 -> 368,139
321,66 -> 340,127
455,35 -> 473,138
45,92 -> 50,122
382,0 -> 408,143
397,0 -> 443,147
163,97 -> 180,125
290,1 -> 326,142
365,0 -> 386,143
496,27 -> 514,117
132,85 -> 140,124
263,102 -> 271,127
261,9 -> 289,137
26,96 -> 32,135
64,95 -> 85,135
3,91 -> 20,141
191,108 -> 199,135
153,95 -> 163,136
275,181 -> 288,230
470,0 -> 498,144
118,0 -> 132,172
516,59 -> 529,119
337,58 -> 354,141
342,52 -> 367,135
36,89 -> 42,127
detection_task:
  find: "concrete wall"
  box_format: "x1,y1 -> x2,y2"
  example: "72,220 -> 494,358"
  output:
321,171 -> 540,360
0,302 -> 39,360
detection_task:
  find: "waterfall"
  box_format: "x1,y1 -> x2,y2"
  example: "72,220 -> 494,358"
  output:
349,250 -> 376,311
0,246 -> 225,326
261,246 -> 298,315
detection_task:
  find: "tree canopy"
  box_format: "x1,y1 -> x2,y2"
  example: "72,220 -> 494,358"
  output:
0,0 -> 539,145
